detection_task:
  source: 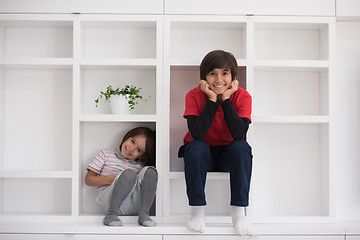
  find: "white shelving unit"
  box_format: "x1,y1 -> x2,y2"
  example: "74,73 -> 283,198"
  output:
0,14 -> 74,218
0,14 -> 164,221
0,12 -> 339,236
164,15 -> 335,224
75,15 -> 164,220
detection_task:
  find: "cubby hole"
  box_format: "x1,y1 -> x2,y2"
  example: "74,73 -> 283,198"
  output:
80,122 -> 156,216
254,23 -> 329,60
80,65 -> 156,115
81,21 -> 156,59
253,67 -> 329,116
251,123 -> 329,217
0,20 -> 73,58
170,22 -> 246,60
0,178 -> 71,215
0,67 -> 72,171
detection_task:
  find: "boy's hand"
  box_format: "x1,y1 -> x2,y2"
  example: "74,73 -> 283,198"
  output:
200,80 -> 217,102
222,80 -> 239,101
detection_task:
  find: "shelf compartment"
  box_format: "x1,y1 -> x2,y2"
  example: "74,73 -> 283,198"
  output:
0,20 -> 73,59
253,67 -> 329,116
81,21 -> 156,59
1,67 -> 72,171
254,22 -> 329,60
169,178 -> 231,216
169,66 -> 246,172
170,21 -> 246,60
251,123 -> 330,218
80,65 -> 156,115
79,114 -> 157,122
0,178 -> 71,214
79,122 -> 156,215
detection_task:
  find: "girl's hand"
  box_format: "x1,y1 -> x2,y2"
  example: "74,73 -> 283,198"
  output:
200,80 -> 217,102
222,79 -> 239,101
85,170 -> 117,186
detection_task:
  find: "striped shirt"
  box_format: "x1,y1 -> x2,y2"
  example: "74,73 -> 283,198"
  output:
87,148 -> 143,192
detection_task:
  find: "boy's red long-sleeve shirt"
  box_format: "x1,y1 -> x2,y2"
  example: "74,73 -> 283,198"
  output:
183,86 -> 252,146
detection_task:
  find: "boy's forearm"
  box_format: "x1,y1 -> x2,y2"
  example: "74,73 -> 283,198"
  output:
187,100 -> 218,139
221,99 -> 250,139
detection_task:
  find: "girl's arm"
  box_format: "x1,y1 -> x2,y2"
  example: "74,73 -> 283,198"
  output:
84,170 -> 117,186
186,100 -> 218,139
221,99 -> 250,139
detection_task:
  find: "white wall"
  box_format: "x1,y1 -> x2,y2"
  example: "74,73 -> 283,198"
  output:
336,0 -> 360,17
335,21 -> 360,221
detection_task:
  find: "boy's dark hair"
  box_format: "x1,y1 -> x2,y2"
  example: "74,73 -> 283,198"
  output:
119,127 -> 156,167
200,50 -> 238,81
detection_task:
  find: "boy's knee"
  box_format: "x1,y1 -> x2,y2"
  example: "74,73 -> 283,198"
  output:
186,140 -> 210,154
184,140 -> 211,166
229,140 -> 252,154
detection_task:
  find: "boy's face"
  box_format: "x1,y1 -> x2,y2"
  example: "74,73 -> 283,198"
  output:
205,68 -> 232,95
121,135 -> 146,160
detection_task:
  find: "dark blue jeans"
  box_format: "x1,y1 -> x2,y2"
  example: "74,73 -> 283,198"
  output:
183,140 -> 252,207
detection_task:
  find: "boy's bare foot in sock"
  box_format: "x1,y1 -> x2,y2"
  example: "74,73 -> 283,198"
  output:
231,206 -> 251,236
187,206 -> 205,233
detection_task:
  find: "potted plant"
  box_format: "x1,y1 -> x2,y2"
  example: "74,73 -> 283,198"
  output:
95,85 -> 147,114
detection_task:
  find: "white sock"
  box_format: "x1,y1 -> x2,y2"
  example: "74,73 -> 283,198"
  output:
187,206 -> 205,233
231,206 -> 251,236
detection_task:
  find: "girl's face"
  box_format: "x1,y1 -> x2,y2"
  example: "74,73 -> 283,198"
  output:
121,135 -> 146,160
205,68 -> 232,95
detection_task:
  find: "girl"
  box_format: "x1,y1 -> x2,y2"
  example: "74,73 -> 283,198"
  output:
85,127 -> 157,227
178,50 -> 253,236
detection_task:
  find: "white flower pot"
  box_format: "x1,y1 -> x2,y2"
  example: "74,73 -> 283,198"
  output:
110,95 -> 131,114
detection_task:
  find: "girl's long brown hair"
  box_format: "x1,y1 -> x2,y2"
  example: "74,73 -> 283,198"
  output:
119,127 -> 156,167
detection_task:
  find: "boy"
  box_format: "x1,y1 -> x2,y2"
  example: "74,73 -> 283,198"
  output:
179,50 -> 252,236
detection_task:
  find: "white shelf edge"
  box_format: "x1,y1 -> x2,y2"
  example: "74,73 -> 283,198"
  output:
0,222 -> 346,235
342,223 -> 360,234
252,115 -> 330,123
253,59 -> 329,69
79,14 -> 163,22
169,171 -> 229,180
251,16 -> 335,24
79,114 -> 156,122
0,58 -> 73,67
165,15 -> 252,23
251,216 -> 336,225
80,58 -> 157,66
0,170 -> 72,178
0,14 -> 74,22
